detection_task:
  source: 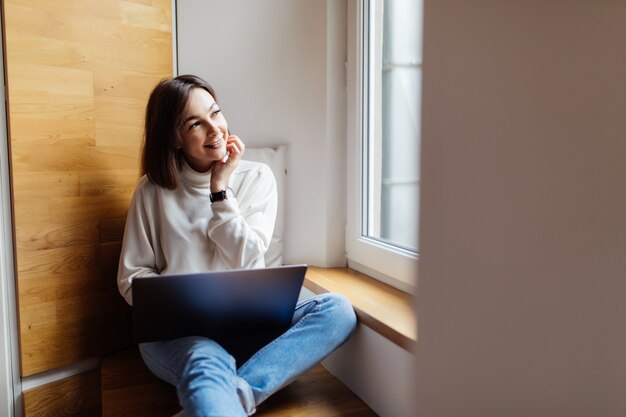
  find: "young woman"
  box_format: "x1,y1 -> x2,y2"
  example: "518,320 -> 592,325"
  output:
117,75 -> 356,417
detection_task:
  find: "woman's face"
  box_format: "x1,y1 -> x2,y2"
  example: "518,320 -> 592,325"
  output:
179,87 -> 228,173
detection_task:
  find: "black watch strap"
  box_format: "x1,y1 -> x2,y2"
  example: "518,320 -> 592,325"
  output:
209,189 -> 228,203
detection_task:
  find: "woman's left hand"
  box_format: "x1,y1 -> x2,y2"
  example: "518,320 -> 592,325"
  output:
210,134 -> 245,192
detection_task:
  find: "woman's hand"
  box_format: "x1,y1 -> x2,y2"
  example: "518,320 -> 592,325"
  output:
210,134 -> 245,192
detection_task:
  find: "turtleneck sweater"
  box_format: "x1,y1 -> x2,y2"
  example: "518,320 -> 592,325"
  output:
117,160 -> 277,305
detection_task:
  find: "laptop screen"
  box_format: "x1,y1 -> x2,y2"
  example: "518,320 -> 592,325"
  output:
132,264 -> 307,364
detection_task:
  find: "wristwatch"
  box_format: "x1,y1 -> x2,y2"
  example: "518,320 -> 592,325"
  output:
209,189 -> 228,203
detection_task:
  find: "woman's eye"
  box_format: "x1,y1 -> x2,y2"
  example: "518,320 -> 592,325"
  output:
189,121 -> 201,129
211,109 -> 221,118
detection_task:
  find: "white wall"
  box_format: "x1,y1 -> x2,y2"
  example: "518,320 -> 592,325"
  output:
416,1 -> 626,416
177,0 -> 347,267
323,319 -> 415,417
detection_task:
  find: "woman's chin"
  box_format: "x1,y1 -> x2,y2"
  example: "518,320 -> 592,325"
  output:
208,146 -> 228,162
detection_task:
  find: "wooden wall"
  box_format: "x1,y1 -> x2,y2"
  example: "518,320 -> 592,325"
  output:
2,0 -> 172,413
22,370 -> 101,417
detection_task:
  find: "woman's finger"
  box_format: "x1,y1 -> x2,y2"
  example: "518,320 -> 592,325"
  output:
227,135 -> 245,158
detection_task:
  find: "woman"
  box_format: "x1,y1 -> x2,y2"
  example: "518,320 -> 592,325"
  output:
117,74 -> 356,417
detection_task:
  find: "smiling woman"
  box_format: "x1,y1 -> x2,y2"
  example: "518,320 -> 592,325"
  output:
117,74 -> 357,416
179,88 -> 245,182
141,75 -> 244,190
118,75 -> 274,304
180,90 -> 230,165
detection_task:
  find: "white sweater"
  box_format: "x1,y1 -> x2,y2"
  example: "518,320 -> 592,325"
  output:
117,160 -> 277,305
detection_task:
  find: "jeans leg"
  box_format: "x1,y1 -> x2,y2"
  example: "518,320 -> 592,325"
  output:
237,293 -> 357,406
139,336 -> 255,417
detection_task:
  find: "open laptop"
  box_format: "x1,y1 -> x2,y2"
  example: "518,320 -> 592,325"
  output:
132,264 -> 307,364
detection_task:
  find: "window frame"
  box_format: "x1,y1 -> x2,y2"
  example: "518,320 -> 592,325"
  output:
345,0 -> 418,293
0,24 -> 22,415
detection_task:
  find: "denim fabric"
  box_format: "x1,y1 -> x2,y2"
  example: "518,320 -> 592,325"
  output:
139,293 -> 357,417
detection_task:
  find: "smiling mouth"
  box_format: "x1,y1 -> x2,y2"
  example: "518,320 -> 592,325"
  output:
204,138 -> 223,149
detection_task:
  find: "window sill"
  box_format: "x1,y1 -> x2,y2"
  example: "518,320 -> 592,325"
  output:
304,267 -> 416,351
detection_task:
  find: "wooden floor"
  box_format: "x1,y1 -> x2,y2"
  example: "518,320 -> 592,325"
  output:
101,348 -> 377,417
256,365 -> 377,416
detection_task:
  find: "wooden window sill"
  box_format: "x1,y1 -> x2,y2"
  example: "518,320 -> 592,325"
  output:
304,267 -> 417,352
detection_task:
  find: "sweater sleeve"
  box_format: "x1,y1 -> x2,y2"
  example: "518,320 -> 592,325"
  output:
117,182 -> 160,306
208,163 -> 277,269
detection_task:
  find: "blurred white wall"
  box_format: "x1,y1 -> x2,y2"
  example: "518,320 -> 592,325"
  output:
417,1 -> 626,416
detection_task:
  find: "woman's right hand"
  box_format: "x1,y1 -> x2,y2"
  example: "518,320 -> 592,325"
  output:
210,134 -> 245,193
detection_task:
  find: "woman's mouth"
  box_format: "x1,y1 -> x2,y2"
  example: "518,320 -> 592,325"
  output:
204,138 -> 223,149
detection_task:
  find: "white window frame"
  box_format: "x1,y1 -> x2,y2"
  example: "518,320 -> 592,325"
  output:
0,20 -> 22,416
346,0 -> 418,293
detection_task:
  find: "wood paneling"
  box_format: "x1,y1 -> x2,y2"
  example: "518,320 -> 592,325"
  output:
3,0 -> 172,377
23,369 -> 101,417
100,235 -> 134,354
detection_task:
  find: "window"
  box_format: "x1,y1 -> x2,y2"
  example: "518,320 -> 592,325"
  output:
346,0 -> 422,292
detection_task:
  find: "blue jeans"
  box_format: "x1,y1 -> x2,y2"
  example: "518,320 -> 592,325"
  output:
139,293 -> 357,417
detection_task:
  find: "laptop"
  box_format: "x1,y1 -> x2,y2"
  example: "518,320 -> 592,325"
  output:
132,264 -> 307,364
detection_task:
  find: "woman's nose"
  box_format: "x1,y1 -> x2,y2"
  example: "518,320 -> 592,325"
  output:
206,121 -> 220,137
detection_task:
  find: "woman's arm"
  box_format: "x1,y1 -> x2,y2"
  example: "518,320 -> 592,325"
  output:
117,182 -> 160,305
208,163 -> 277,269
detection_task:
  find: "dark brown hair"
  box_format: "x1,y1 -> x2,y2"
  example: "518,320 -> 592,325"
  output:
142,74 -> 218,189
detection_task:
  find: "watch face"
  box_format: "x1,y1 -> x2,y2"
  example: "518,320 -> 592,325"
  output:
210,190 -> 227,202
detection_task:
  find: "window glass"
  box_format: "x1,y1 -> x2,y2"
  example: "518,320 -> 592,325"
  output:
346,0 -> 421,290
363,0 -> 422,253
